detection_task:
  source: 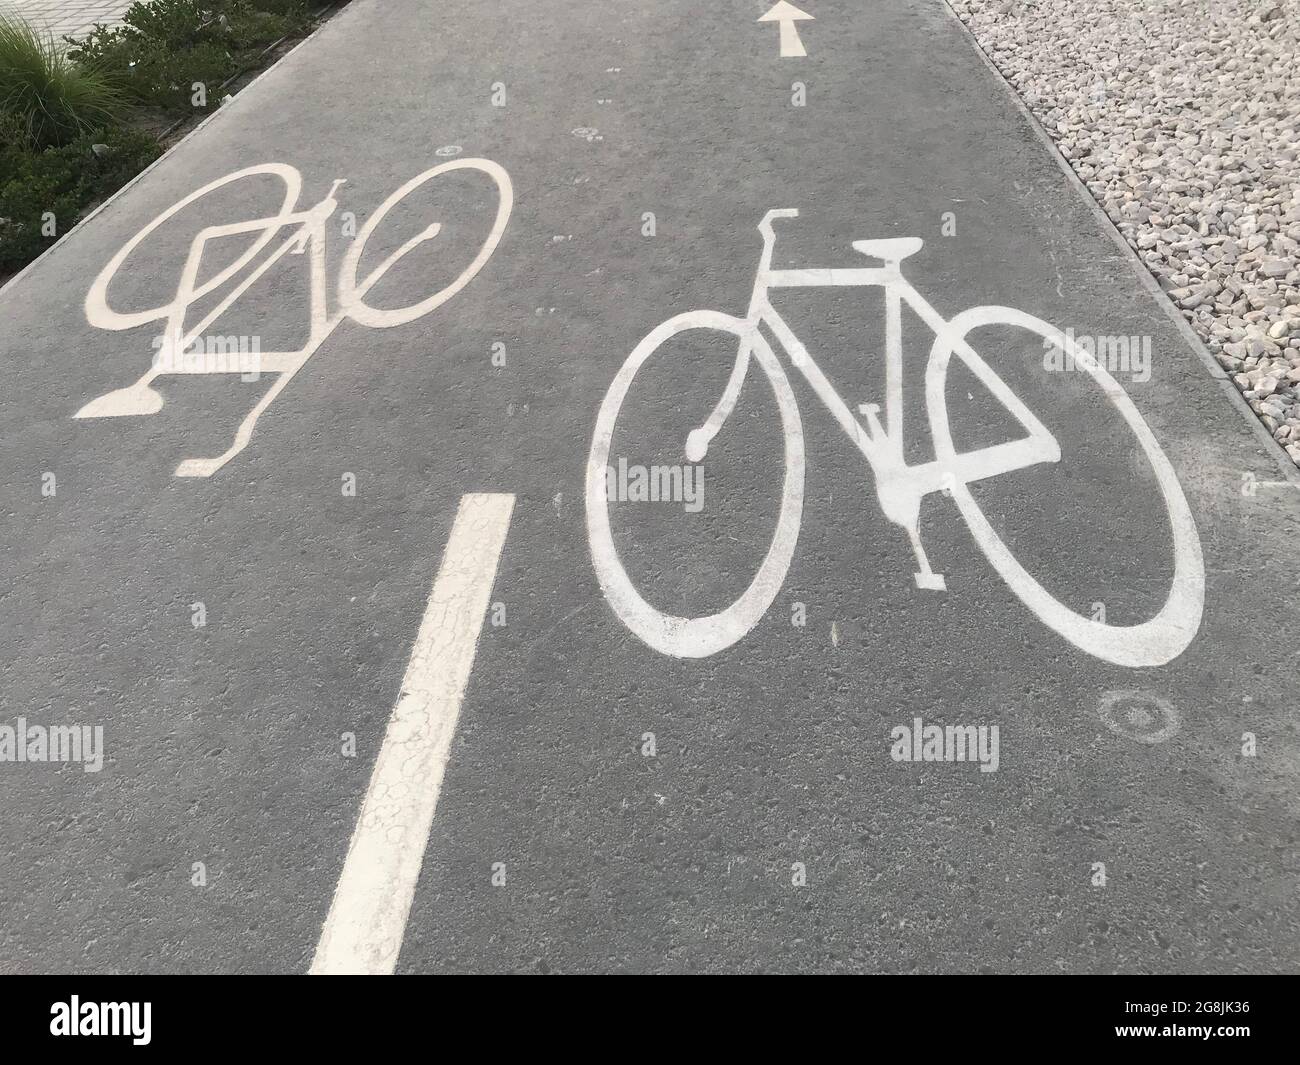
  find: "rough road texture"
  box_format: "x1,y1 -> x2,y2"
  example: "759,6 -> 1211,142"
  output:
951,0 -> 1300,462
4,0 -> 1300,976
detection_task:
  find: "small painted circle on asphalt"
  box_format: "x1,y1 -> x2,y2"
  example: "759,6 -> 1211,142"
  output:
435,144 -> 463,157
1098,689 -> 1180,744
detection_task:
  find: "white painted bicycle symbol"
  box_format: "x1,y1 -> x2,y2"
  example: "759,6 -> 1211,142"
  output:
75,159 -> 513,476
586,209 -> 1205,667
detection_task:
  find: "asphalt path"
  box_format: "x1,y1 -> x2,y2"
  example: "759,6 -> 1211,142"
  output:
1,0 -> 1298,974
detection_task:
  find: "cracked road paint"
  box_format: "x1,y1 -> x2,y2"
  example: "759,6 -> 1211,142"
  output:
310,493 -> 515,975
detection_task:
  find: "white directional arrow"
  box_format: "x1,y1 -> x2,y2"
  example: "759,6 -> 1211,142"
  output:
758,1 -> 814,58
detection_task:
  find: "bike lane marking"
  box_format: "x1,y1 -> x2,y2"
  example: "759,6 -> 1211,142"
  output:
310,492 -> 515,975
75,159 -> 513,478
758,2 -> 815,58
584,236 -> 1205,668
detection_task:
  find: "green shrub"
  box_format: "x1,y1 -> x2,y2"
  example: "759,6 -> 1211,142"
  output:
0,15 -> 124,148
68,0 -> 311,115
0,0 -> 320,275
0,119 -> 160,271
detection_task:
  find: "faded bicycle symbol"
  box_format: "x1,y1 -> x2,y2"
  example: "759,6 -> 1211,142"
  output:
75,159 -> 513,476
586,210 -> 1206,667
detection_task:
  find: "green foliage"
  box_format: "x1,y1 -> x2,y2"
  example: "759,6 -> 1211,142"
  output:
0,119 -> 161,272
0,0 -> 319,274
0,15 -> 124,148
68,0 -> 311,115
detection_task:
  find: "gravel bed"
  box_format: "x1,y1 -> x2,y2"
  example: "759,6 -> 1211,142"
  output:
950,0 -> 1300,463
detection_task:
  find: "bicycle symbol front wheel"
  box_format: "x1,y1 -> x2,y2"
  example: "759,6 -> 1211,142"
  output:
339,158 -> 513,329
585,311 -> 806,658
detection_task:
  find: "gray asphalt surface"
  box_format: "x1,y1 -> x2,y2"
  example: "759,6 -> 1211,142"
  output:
2,0 -> 1299,974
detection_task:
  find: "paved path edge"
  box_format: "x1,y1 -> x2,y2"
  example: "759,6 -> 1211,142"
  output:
940,0 -> 1300,488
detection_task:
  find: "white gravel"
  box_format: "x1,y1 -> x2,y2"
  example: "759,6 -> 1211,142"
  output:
950,0 -> 1300,464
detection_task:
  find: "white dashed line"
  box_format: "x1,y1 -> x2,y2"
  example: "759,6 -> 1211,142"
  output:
310,492 -> 515,975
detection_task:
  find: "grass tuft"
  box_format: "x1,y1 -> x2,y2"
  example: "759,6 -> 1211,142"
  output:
0,15 -> 123,149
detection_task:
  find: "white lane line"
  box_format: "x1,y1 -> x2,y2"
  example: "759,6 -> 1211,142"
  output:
310,492 -> 515,975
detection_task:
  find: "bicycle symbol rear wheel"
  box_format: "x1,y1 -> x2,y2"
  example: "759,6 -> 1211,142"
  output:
85,163 -> 302,331
926,306 -> 1204,667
